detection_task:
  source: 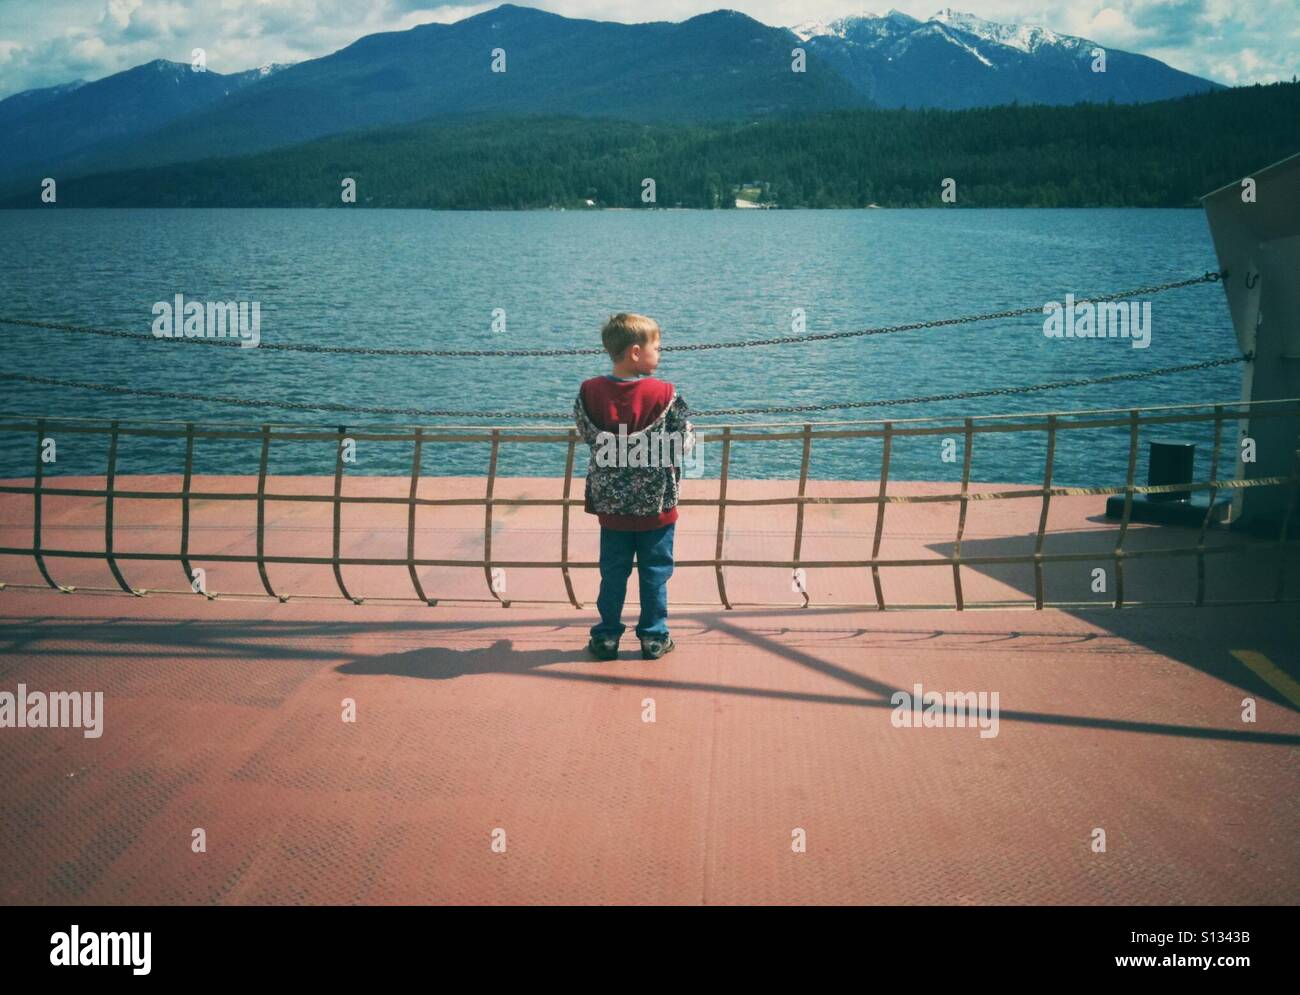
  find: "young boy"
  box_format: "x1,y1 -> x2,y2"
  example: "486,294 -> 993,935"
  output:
574,313 -> 694,661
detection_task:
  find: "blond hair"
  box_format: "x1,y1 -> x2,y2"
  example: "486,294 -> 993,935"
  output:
601,313 -> 660,360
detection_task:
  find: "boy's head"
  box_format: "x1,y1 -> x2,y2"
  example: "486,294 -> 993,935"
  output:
602,313 -> 661,374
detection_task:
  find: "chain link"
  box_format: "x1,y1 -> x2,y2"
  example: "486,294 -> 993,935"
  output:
0,354 -> 1247,421
0,372 -> 564,420
675,272 -> 1225,352
0,270 -> 1237,420
700,355 -> 1245,416
0,271 -> 1226,358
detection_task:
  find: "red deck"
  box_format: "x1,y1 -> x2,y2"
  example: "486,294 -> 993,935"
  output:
1,476 -> 1297,904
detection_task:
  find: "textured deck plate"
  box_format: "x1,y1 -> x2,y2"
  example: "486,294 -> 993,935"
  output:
1,477 -> 1297,904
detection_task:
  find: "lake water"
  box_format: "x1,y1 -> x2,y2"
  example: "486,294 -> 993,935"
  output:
0,208 -> 1241,484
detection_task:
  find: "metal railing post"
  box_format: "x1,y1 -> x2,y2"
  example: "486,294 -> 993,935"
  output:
31,417 -> 65,592
871,422 -> 892,611
560,429 -> 583,609
1194,406 -> 1225,606
1032,415 -> 1057,610
952,418 -> 974,610
103,420 -> 140,595
1113,410 -> 1140,608
406,427 -> 435,605
714,426 -> 733,609
331,424 -> 360,604
483,428 -> 509,606
255,424 -> 284,601
792,423 -> 812,607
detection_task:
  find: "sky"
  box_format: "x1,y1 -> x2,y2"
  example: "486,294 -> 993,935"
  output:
0,0 -> 1295,99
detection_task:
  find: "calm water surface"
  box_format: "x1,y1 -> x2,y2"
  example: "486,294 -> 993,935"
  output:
0,208 -> 1238,484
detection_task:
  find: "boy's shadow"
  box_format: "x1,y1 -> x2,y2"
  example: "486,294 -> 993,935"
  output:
336,640 -> 591,680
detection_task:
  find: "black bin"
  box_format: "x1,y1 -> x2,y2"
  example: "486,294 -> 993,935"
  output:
1148,440 -> 1195,502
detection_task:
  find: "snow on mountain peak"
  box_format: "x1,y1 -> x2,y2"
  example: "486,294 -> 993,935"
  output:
927,22 -> 995,67
929,8 -> 1072,53
791,9 -> 1087,55
790,13 -> 884,41
790,19 -> 841,41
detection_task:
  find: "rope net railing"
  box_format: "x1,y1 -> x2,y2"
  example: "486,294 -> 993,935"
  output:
1,398 -> 1297,611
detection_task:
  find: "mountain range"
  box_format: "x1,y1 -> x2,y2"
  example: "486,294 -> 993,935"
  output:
0,59 -> 288,176
792,8 -> 1218,108
0,4 -> 1222,190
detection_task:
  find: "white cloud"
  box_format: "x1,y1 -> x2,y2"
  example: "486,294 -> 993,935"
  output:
1087,8 -> 1135,42
104,0 -> 143,30
121,1 -> 191,40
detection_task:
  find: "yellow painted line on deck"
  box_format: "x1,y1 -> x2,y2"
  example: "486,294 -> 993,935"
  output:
1230,650 -> 1300,709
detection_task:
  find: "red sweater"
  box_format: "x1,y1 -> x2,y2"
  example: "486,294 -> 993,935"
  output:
579,375 -> 679,531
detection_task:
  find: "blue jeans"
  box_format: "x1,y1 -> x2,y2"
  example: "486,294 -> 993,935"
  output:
591,523 -> 675,642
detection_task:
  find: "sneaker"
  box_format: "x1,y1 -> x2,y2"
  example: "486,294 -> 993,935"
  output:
587,636 -> 620,661
640,636 -> 675,660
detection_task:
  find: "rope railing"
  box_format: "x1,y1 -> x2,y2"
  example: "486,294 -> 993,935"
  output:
0,270 -> 1226,359
0,355 -> 1249,421
1,398 -> 1297,611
